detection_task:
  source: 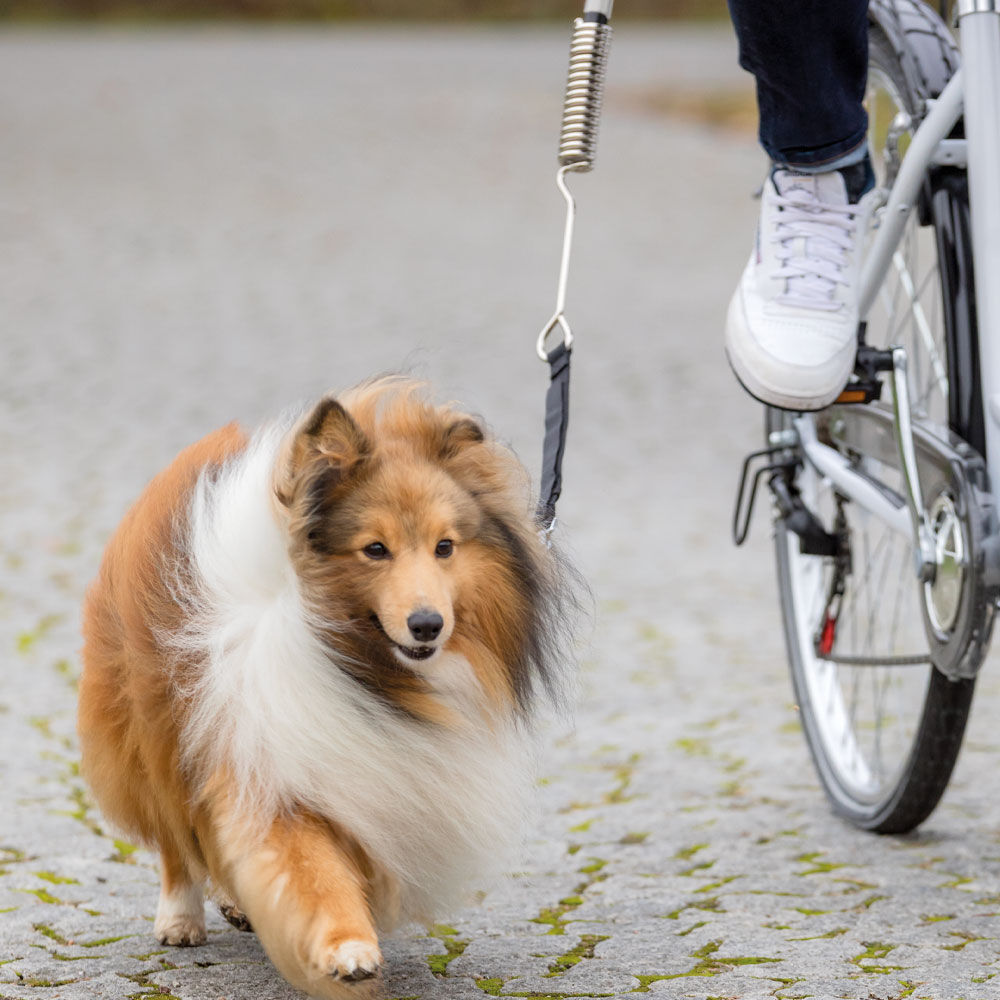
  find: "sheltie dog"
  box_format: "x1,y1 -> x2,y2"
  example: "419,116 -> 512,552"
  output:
78,378 -> 573,999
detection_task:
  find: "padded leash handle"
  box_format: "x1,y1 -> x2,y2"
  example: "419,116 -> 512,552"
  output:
537,341 -> 572,532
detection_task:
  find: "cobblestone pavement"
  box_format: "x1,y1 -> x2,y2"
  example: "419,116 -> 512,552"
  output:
2,23 -> 1000,1000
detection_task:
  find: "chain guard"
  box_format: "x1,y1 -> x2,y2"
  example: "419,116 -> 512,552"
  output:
821,403 -> 997,681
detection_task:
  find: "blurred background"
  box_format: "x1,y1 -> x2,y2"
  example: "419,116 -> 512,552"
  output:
7,2 -> 1000,998
4,1 -> 730,22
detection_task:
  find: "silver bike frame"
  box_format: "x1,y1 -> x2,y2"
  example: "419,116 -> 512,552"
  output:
857,3 -> 1000,511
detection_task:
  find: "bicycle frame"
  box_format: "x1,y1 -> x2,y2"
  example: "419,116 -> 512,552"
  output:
858,4 -> 1000,507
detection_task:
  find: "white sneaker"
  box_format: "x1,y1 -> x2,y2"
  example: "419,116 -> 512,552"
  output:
725,168 -> 880,411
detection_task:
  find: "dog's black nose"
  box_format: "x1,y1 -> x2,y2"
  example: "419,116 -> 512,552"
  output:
407,610 -> 443,643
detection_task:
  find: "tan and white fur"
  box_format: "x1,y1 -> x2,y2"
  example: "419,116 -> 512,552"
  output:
78,379 -> 572,999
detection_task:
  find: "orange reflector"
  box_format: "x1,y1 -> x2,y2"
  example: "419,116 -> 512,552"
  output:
835,389 -> 868,403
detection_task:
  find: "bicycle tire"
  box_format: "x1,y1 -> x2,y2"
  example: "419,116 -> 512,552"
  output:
769,4 -> 979,834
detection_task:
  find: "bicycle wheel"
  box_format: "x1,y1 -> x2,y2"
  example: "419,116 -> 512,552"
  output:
769,5 -> 979,833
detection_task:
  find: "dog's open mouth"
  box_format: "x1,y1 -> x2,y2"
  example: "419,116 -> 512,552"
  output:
370,614 -> 438,663
393,644 -> 437,662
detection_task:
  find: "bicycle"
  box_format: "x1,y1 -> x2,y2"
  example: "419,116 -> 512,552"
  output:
734,0 -> 1000,833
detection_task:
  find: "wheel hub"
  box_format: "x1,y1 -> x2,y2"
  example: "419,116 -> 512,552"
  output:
923,492 -> 965,635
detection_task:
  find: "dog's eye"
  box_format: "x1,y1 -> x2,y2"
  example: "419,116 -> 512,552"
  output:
435,539 -> 454,558
363,542 -> 390,560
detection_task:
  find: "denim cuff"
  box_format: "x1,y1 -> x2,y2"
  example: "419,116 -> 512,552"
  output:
769,134 -> 869,173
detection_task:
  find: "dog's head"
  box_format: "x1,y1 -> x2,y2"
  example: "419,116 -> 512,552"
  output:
274,379 -> 572,716
275,385 -> 487,664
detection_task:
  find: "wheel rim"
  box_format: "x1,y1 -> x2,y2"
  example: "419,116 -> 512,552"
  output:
776,57 -> 954,811
781,457 -> 934,806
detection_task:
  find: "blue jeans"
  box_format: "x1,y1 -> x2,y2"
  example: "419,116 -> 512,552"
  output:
726,0 -> 870,170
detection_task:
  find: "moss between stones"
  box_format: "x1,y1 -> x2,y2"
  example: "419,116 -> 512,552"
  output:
618,832 -> 648,846
14,976 -> 79,988
17,614 -> 63,654
940,930 -> 988,951
788,927 -> 848,941
81,934 -> 132,948
676,920 -> 708,937
19,888 -> 62,905
662,895 -> 724,920
850,941 -> 902,975
544,934 -> 609,977
425,923 -> 469,976
530,863 -> 610,935
120,962 -> 182,999
674,843 -> 709,861
35,871 -> 79,885
110,839 -> 139,863
795,852 -> 846,876
33,923 -> 69,945
636,940 -> 781,984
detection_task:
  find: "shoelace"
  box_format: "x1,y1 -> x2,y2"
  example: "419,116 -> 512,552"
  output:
770,188 -> 861,312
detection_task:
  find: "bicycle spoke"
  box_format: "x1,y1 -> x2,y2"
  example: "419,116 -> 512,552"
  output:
891,250 -> 948,404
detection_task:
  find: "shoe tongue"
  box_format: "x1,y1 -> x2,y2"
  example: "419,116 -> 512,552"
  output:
773,169 -> 848,206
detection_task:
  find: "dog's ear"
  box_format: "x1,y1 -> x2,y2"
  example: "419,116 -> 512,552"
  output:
277,398 -> 370,507
439,417 -> 485,459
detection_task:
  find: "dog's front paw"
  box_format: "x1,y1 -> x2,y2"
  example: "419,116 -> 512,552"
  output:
155,914 -> 207,947
326,938 -> 382,983
155,883 -> 207,946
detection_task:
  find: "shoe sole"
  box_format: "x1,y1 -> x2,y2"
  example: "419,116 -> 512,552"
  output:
725,346 -> 846,413
725,284 -> 856,412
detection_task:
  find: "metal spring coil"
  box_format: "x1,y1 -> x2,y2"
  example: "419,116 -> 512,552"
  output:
558,17 -> 613,170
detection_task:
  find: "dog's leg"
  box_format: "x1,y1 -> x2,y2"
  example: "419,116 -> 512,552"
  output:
154,847 -> 206,947
217,895 -> 254,932
219,810 -> 382,998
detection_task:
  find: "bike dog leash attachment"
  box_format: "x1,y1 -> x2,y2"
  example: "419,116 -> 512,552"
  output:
537,0 -> 613,537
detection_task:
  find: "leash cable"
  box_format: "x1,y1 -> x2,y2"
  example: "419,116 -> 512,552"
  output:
536,0 -> 614,537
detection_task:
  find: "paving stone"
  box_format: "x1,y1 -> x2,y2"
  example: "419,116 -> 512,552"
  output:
4,19 -> 1000,1000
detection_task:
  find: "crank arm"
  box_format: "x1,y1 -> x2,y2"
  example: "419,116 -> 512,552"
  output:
797,347 -> 937,580
888,347 -> 939,581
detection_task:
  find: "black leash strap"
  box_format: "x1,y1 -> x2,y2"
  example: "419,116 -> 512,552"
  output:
537,340 -> 571,533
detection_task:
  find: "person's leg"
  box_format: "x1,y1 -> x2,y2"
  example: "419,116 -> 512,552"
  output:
724,0 -> 877,411
727,0 -> 870,171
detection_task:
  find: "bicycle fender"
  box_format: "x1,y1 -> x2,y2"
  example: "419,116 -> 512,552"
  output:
869,0 -> 960,107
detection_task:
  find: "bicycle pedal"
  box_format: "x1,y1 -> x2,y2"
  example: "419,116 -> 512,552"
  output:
834,343 -> 893,404
834,378 -> 883,405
